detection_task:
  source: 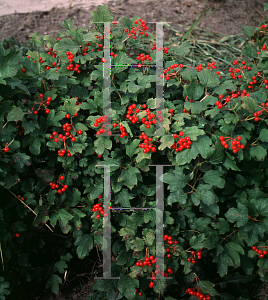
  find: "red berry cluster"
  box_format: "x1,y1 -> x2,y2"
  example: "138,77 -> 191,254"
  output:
135,289 -> 143,296
30,94 -> 51,115
94,115 -> 112,136
18,195 -> 25,201
49,114 -> 82,156
160,63 -> 182,80
46,47 -> 57,58
187,249 -> 203,264
126,104 -> 162,128
110,52 -> 117,58
185,288 -> 211,300
252,246 -> 268,258
93,151 -> 102,158
183,108 -> 190,114
172,131 -> 191,152
215,94 -> 231,109
49,175 -> 68,195
253,98 -> 268,121
66,51 -> 81,73
136,53 -> 152,68
16,123 -> 24,136
138,132 -> 157,153
92,195 -> 108,218
219,135 -> 245,153
124,18 -> 149,40
82,42 -> 91,56
229,60 -> 251,80
118,125 -> 128,138
136,255 -> 157,268
163,235 -> 179,258
151,42 -> 169,54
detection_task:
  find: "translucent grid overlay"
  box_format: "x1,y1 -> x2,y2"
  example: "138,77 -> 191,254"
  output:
94,164 -> 173,280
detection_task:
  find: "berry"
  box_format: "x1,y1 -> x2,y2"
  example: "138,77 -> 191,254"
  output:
66,114 -> 71,118
78,130 -> 82,135
60,176 -> 64,180
15,233 -> 20,237
4,147 -> 9,152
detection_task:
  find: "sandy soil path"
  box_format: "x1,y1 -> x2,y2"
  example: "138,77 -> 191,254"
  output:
0,0 -> 112,16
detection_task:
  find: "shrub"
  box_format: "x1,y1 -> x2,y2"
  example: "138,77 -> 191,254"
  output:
1,4 -> 268,300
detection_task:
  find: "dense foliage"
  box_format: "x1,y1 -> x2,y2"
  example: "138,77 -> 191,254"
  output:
1,4 -> 268,299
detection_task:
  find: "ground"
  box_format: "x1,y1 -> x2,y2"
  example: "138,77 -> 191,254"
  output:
1,0 -> 268,299
0,0 -> 268,45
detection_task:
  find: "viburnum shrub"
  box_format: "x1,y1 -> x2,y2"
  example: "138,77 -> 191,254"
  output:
2,4 -> 268,300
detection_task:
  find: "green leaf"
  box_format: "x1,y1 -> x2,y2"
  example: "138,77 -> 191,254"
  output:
242,25 -> 258,39
54,260 -> 68,274
53,38 -> 79,55
211,218 -> 229,235
198,280 -> 218,296
130,237 -> 144,251
242,44 -> 257,58
64,98 -> 80,115
7,107 -> 26,122
225,202 -> 248,227
61,19 -> 75,30
118,276 -> 138,300
189,233 -> 205,250
183,78 -> 204,100
265,3 -> 268,11
207,141 -> 225,164
259,128 -> 268,142
158,135 -> 174,151
126,139 -> 140,158
91,5 -> 114,23
172,41 -> 191,56
161,167 -> 187,190
203,170 -> 225,188
0,277 -> 11,298
117,167 -> 140,189
250,145 -> 267,161
115,188 -> 134,207
198,69 -> 220,88
223,152 -> 241,171
241,97 -> 257,114
145,230 -> 155,246
218,254 -> 229,277
12,152 -> 31,170
0,46 -> 21,83
213,80 -> 237,95
46,275 -> 62,294
224,242 -> 245,266
94,136 -> 112,155
183,126 -> 205,141
74,233 -> 93,259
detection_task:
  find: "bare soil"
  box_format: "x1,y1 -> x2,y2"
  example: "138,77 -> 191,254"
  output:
0,0 -> 268,45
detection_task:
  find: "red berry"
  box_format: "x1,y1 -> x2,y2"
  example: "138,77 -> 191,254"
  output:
60,176 -> 64,180
78,130 -> 82,135
4,147 -> 9,152
15,233 -> 20,237
66,114 -> 71,119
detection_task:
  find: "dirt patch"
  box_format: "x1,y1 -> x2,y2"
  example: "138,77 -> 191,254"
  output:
0,0 -> 267,46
